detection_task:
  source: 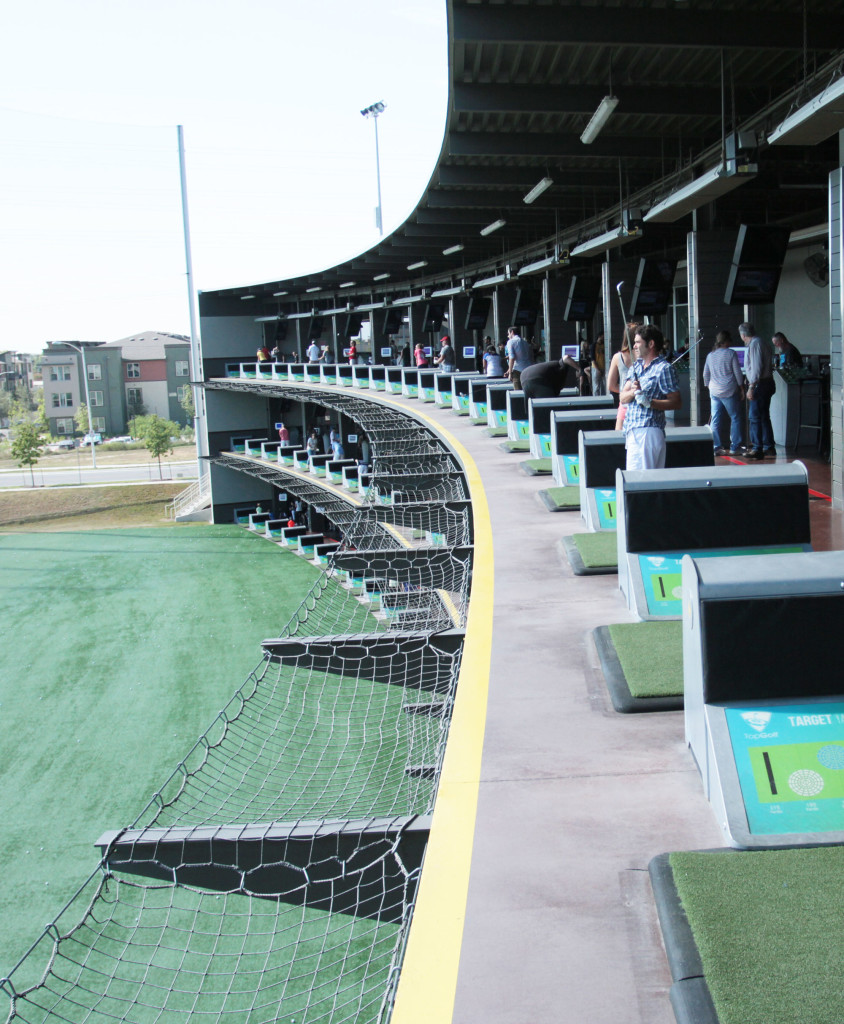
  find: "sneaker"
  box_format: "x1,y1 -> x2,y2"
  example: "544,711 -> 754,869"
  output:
729,448 -> 742,456
763,448 -> 778,457
714,447 -> 729,457
744,449 -> 763,460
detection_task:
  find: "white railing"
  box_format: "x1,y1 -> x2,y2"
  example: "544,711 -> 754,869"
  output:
165,475 -> 211,520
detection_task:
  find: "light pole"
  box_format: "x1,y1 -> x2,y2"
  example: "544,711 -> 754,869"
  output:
360,101 -> 386,235
57,342 -> 97,470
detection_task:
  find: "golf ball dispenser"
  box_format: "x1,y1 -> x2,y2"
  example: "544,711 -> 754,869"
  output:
578,427 -> 714,531
683,550 -> 844,848
616,462 -> 811,620
527,394 -> 610,458
550,408 -> 618,486
506,390 -> 529,442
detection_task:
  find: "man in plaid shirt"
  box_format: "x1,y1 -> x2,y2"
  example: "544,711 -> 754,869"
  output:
619,324 -> 681,470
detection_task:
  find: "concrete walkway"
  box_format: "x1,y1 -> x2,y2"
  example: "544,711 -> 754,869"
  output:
385,391 -> 731,1023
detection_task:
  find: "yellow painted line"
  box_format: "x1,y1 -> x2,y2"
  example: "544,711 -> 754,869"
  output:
381,521 -> 413,549
436,588 -> 462,629
385,403 -> 493,1024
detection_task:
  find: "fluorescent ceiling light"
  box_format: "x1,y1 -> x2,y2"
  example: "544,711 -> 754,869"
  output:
255,315 -> 283,322
272,290 -> 288,297
240,294 -> 255,300
339,281 -> 356,288
473,272 -> 509,287
373,273 -> 391,281
644,165 -> 756,223
480,218 -> 506,236
442,243 -> 464,255
518,254 -> 557,275
523,176 -> 554,204
431,285 -> 464,297
580,96 -> 619,144
768,76 -> 844,145
571,228 -> 635,258
407,260 -> 428,270
305,286 -> 321,293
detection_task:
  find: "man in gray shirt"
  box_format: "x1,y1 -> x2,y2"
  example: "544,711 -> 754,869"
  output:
739,321 -> 776,459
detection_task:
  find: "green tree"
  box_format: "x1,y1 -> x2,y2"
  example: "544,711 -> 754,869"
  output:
75,403 -> 90,435
136,414 -> 179,478
179,384 -> 195,423
11,422 -> 44,487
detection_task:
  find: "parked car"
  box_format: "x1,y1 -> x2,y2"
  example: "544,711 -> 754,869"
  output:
53,438 -> 76,450
110,435 -> 134,444
79,433 -> 103,447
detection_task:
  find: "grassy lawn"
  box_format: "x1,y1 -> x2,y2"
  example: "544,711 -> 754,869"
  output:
0,521 -> 322,973
0,442 -> 196,473
0,483 -> 185,530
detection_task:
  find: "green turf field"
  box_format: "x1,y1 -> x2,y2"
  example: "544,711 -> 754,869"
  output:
670,846 -> 844,1024
0,525 -> 321,972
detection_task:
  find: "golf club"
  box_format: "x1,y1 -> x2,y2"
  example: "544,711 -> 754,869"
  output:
615,281 -> 637,379
670,328 -> 705,366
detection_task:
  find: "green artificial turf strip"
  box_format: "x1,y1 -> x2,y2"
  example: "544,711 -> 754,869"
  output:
521,458 -> 552,474
670,846 -> 844,1024
501,440 -> 530,452
543,486 -> 580,508
0,526 -> 321,973
606,621 -> 683,697
471,416 -> 487,425
571,532 -> 618,566
484,426 -> 507,437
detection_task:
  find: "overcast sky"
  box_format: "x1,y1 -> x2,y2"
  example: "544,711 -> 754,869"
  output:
1,0 -> 448,354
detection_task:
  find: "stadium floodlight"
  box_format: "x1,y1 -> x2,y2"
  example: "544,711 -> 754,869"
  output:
523,176 -> 554,204
580,95 -> 619,144
480,219 -> 506,236
360,101 -> 387,234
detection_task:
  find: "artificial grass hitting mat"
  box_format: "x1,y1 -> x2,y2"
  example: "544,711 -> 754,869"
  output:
0,527 -> 321,973
539,486 -> 581,512
484,425 -> 508,437
498,439 -> 530,453
561,531 -> 617,571
651,846 -> 844,1024
519,457 -> 552,476
593,621 -> 683,712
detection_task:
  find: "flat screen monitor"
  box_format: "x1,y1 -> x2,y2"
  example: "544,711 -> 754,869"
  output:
730,346 -> 748,370
340,313 -> 364,337
564,276 -> 600,322
465,296 -> 491,331
422,303 -> 446,333
512,288 -> 540,327
274,321 -> 287,342
725,265 -> 783,305
381,309 -> 403,335
308,317 -> 324,340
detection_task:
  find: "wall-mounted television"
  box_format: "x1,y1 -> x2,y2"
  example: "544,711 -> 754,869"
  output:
465,295 -> 491,331
724,224 -> 790,305
511,288 -> 541,327
274,321 -> 288,342
308,317 -> 324,340
631,258 -> 677,316
563,276 -> 600,322
422,302 -> 446,333
340,312 -> 364,337
381,308 -> 404,335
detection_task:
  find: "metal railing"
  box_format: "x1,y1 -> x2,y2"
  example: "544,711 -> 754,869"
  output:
164,475 -> 210,519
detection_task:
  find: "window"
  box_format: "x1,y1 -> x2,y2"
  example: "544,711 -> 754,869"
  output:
50,365 -> 71,381
127,387 -> 143,406
92,417 -> 106,432
126,362 -> 140,379
177,384 -> 191,402
87,364 -> 102,380
175,360 -> 189,377
52,392 -> 73,408
55,418 -> 74,435
89,390 -> 103,406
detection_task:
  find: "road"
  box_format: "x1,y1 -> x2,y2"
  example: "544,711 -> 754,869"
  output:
0,460 -> 198,489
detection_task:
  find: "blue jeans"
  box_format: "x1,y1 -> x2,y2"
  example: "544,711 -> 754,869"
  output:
749,378 -> 775,450
710,392 -> 743,451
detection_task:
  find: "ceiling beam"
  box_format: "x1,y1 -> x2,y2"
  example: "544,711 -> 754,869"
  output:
452,6 -> 844,50
447,131 -> 688,160
452,83 -> 755,118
